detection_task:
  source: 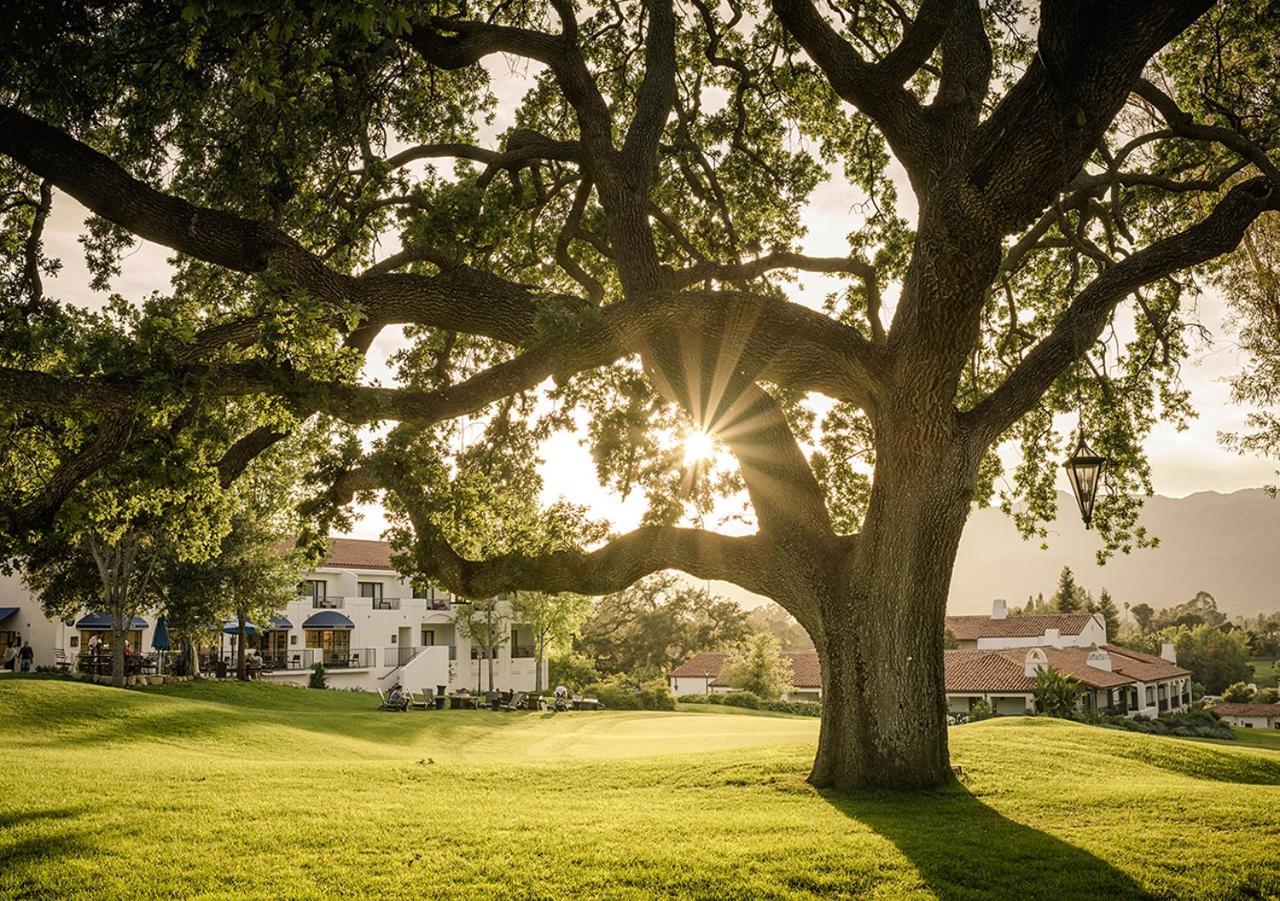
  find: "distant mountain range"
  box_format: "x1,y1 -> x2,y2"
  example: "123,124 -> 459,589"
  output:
949,488 -> 1280,618
710,488 -> 1280,619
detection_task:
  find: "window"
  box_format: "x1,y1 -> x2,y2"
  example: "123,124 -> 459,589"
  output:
301,580 -> 327,607
421,628 -> 435,646
412,585 -> 432,600
305,629 -> 350,659
360,582 -> 394,609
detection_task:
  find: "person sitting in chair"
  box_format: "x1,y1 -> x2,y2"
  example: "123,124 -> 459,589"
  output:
388,683 -> 409,712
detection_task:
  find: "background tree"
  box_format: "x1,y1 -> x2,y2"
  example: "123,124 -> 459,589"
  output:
577,574 -> 749,678
1149,591 -> 1227,631
3,0 -> 1280,789
455,598 -> 510,693
1121,623 -> 1252,694
1089,589 -> 1122,641
719,633 -> 793,700
1255,687 -> 1280,704
1131,604 -> 1157,635
1032,666 -> 1080,718
1051,567 -> 1087,614
512,590 -> 592,692
747,602 -> 815,651
1221,681 -> 1255,703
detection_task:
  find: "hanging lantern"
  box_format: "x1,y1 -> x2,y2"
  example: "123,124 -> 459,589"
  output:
1063,435 -> 1107,529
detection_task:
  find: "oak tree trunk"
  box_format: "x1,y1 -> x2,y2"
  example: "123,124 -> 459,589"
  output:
808,431 -> 977,790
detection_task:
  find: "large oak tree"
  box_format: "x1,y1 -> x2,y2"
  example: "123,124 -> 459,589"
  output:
1,1 -> 1278,788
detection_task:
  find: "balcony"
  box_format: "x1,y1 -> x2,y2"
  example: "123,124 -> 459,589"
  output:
313,648 -> 375,669
260,650 -> 314,670
367,597 -> 401,610
305,595 -> 343,609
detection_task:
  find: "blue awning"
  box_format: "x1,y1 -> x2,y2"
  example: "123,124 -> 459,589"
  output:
0,607 -> 19,624
223,621 -> 258,637
268,615 -> 292,629
75,613 -> 148,630
302,611 -> 354,630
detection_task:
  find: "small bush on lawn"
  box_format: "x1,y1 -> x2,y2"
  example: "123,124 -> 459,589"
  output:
308,663 -> 327,690
594,675 -> 675,711
722,691 -> 761,709
1089,708 -> 1233,740
761,698 -> 821,717
969,700 -> 994,721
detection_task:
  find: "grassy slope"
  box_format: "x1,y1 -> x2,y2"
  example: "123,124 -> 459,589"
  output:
1249,658 -> 1279,688
1,679 -> 1278,900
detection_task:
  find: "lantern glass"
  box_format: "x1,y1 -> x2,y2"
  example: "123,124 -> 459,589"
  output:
1064,438 -> 1106,528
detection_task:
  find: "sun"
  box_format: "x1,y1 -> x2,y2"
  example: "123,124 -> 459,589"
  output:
683,429 -> 716,466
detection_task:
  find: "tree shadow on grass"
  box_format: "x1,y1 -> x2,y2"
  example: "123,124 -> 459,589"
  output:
820,782 -> 1155,901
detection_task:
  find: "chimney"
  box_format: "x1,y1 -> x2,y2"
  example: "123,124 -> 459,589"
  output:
1044,628 -> 1061,648
1086,647 -> 1112,672
991,598 -> 1008,620
1024,647 -> 1048,678
1160,642 -> 1176,663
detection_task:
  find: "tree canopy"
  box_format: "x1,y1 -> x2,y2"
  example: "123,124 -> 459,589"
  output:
2,0 -> 1278,789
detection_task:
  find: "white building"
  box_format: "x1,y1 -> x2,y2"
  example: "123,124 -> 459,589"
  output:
944,599 -> 1107,649
0,538 -> 546,694
669,650 -> 822,701
944,643 -> 1193,718
1211,702 -> 1280,729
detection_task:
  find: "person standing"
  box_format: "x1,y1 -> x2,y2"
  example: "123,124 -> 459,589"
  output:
18,641 -> 34,673
3,640 -> 18,672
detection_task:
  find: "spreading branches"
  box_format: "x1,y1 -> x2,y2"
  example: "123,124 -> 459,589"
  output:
771,0 -> 953,186
968,177 -> 1278,445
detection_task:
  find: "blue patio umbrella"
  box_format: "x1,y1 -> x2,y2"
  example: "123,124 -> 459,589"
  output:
152,615 -> 171,675
222,621 -> 258,637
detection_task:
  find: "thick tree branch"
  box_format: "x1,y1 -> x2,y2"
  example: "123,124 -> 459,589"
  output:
772,0 -> 952,185
967,177 -> 1278,444
970,1 -> 1213,234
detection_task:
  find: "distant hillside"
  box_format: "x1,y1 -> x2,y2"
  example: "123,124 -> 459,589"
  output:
710,488 -> 1280,618
949,488 -> 1280,618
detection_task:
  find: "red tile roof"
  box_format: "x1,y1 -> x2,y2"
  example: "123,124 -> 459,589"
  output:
944,612 -> 1098,640
944,645 -> 1188,693
670,650 -> 822,688
1211,702 -> 1280,718
1102,644 -> 1191,682
944,650 -> 1034,693
321,538 -> 396,571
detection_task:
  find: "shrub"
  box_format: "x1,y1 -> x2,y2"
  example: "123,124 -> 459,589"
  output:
308,663 -> 327,690
969,700 -> 994,721
593,675 -> 674,711
1093,709 -> 1234,740
1222,681 -> 1255,703
1033,666 -> 1080,718
761,698 -> 821,717
721,690 -> 761,709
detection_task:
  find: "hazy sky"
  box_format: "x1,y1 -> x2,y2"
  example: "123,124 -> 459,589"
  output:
37,59 -> 1279,553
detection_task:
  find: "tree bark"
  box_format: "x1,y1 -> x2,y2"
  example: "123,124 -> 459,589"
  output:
111,605 -> 125,688
809,430 -> 977,790
236,611 -> 248,681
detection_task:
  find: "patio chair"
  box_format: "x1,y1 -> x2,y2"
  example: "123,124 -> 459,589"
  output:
407,689 -> 430,710
502,691 -> 527,711
377,689 -> 399,711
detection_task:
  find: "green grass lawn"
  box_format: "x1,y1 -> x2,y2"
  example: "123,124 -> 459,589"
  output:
1248,657 -> 1279,688
3,678 -> 1280,899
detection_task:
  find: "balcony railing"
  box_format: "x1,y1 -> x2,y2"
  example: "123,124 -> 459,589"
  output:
511,646 -> 535,659
305,595 -> 343,609
385,645 -> 425,668
368,597 -> 401,610
260,650 -> 314,670
312,648 -> 375,669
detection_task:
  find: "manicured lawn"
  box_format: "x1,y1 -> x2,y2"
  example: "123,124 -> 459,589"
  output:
3,679 -> 1280,899
1248,657 -> 1279,688
1225,726 -> 1280,752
